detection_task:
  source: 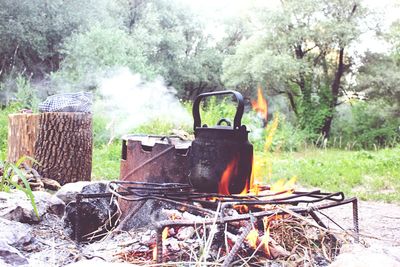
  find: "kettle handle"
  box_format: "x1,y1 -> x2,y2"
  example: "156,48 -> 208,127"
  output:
193,90 -> 244,131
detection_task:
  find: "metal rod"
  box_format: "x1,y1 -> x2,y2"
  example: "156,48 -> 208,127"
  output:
221,218 -> 255,267
156,227 -> 164,263
153,198 -> 355,258
75,194 -> 82,242
352,198 -> 360,243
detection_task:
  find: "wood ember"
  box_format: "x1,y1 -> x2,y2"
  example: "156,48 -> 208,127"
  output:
113,207 -> 346,266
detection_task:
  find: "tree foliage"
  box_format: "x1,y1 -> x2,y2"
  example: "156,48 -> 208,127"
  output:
0,0 -> 398,150
127,0 -> 225,98
49,0 -> 233,99
356,52 -> 400,112
222,0 -> 370,137
0,0 -> 124,79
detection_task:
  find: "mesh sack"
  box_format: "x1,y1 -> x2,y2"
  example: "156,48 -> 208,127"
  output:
39,92 -> 93,113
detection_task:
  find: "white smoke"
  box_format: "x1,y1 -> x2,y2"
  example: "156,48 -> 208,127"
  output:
95,68 -> 191,138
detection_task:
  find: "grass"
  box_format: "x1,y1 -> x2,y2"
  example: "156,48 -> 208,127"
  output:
92,142 -> 400,203
269,147 -> 400,203
92,142 -> 121,180
2,100 -> 399,203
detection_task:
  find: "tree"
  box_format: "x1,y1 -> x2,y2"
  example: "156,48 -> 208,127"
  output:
356,52 -> 400,113
56,24 -> 155,83
127,0 -> 228,99
56,0 -> 234,99
222,0 -> 371,138
0,0 -> 124,80
355,19 -> 400,114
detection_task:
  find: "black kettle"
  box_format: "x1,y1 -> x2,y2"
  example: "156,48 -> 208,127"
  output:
188,90 -> 253,194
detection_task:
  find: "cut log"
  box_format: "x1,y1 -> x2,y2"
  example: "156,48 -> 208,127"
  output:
7,114 -> 40,165
33,112 -> 92,185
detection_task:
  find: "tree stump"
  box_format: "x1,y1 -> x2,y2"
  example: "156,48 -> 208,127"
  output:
33,112 -> 93,185
7,114 -> 40,165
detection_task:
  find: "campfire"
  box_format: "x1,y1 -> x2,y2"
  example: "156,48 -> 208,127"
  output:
73,90 -> 359,266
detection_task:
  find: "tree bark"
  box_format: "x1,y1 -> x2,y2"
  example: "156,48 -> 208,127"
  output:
322,47 -> 345,138
7,113 -> 40,165
33,112 -> 92,185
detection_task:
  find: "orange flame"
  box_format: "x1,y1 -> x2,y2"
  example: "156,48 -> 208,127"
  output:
162,227 -> 169,240
251,86 -> 268,122
270,176 -> 297,194
245,222 -> 271,257
218,156 -> 239,195
246,229 -> 259,249
262,218 -> 271,256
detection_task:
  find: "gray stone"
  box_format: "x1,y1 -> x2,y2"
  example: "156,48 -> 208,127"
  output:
0,218 -> 32,247
65,259 -> 137,267
63,181 -> 117,241
0,191 -> 65,223
55,181 -> 93,204
329,243 -> 400,267
117,199 -> 176,231
0,240 -> 28,266
176,226 -> 195,240
33,191 -> 65,218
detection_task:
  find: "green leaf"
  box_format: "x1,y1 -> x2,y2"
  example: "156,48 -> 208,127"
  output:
9,164 -> 39,219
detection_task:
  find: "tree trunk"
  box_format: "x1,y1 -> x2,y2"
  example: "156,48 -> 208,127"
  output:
7,114 -> 40,165
33,112 -> 92,185
322,47 -> 345,138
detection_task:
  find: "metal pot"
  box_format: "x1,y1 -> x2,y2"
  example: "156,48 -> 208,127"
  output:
188,90 -> 253,194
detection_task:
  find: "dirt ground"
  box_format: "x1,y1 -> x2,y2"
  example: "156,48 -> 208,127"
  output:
322,200 -> 400,246
318,200 -> 400,266
25,200 -> 400,266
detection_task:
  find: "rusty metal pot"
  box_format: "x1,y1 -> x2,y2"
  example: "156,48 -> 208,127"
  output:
188,90 -> 253,194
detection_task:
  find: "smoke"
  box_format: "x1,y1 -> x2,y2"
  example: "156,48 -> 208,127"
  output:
95,68 -> 191,137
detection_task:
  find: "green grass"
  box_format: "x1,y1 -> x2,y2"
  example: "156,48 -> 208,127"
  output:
91,141 -> 400,203
2,100 -> 399,203
0,103 -> 22,153
269,147 -> 400,203
91,142 -> 121,180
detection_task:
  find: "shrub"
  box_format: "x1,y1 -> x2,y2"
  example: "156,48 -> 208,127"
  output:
14,75 -> 40,111
331,100 -> 400,149
0,103 -> 22,154
53,24 -> 155,90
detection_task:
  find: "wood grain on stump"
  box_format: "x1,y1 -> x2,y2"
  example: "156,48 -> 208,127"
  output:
33,112 -> 92,185
7,113 -> 40,165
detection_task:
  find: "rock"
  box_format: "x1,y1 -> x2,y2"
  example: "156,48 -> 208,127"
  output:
329,243 -> 400,267
117,199 -> 175,231
55,181 -> 93,204
65,259 -> 138,267
140,230 -> 156,246
176,226 -> 195,240
0,259 -> 13,267
0,240 -> 29,266
165,237 -> 180,252
41,177 -> 62,191
0,191 -> 65,223
0,218 -> 32,247
63,182 -> 117,241
33,191 -> 65,218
